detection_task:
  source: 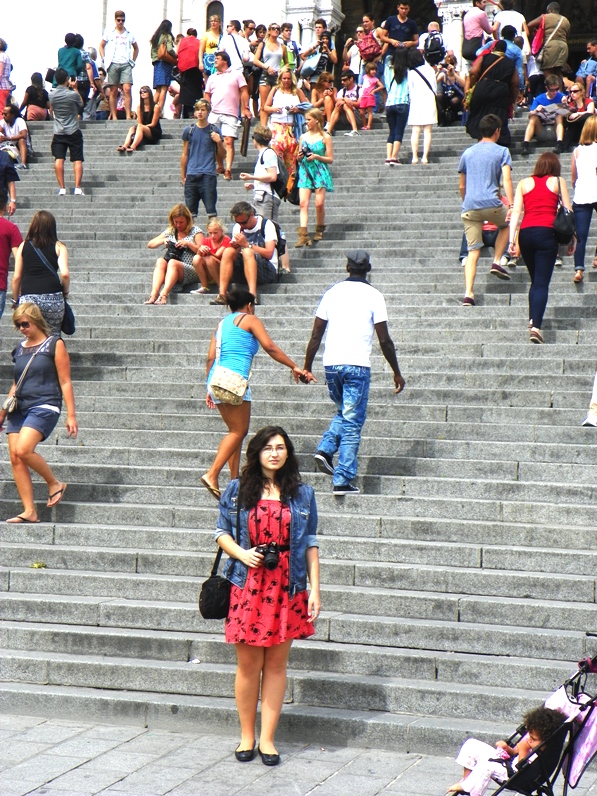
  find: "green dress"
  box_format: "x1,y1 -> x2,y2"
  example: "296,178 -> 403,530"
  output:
297,137 -> 334,192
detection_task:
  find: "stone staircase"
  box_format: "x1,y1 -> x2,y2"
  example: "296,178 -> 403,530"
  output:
1,117 -> 596,756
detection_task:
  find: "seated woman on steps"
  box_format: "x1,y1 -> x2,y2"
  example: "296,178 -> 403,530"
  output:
117,86 -> 162,152
144,204 -> 203,304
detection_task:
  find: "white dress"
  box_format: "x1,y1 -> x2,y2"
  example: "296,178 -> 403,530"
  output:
407,63 -> 437,126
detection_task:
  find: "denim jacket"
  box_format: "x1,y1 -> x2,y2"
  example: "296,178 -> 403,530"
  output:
214,479 -> 318,598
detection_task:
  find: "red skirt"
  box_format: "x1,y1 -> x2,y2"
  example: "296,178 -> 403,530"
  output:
225,500 -> 314,647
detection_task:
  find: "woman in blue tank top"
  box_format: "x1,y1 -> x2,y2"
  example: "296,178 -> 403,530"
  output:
201,288 -> 314,499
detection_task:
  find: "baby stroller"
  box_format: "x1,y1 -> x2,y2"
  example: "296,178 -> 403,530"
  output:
492,654 -> 597,796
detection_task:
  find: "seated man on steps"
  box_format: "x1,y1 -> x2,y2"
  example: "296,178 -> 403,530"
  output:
326,70 -> 361,136
210,201 -> 277,305
522,75 -> 565,155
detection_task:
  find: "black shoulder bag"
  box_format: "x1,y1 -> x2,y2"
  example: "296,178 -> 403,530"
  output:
553,177 -> 575,244
199,489 -> 242,619
31,244 -> 76,336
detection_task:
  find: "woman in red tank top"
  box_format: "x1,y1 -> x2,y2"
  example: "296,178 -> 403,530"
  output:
508,152 -> 574,343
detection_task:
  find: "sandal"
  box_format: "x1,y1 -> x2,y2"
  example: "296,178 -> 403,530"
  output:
154,295 -> 168,304
47,483 -> 67,508
126,147 -> 135,153
190,286 -> 210,294
224,168 -> 232,180
210,294 -> 228,305
573,270 -> 583,283
143,296 -> 158,304
117,145 -> 126,152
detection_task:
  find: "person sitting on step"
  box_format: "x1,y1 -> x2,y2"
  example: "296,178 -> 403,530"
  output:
521,75 -> 565,155
325,69 -> 361,136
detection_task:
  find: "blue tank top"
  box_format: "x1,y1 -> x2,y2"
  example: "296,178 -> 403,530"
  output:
209,312 -> 259,382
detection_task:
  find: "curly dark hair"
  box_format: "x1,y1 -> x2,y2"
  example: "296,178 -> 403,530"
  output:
239,426 -> 301,509
524,707 -> 566,742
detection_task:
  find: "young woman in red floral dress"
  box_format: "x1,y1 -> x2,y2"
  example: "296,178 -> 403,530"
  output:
215,426 -> 321,766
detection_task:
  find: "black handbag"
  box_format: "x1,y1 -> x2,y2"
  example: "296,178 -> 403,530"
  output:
553,178 -> 575,244
198,490 -> 241,620
462,35 -> 483,61
31,245 -> 76,336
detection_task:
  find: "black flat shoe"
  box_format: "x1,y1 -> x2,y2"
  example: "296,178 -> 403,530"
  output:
235,744 -> 256,762
258,746 -> 280,766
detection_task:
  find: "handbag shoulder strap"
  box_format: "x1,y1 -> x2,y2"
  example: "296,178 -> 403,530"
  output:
211,481 -> 242,576
544,16 -> 564,48
413,67 -> 436,95
476,54 -> 503,84
31,243 -> 63,292
230,33 -> 243,64
215,320 -> 224,364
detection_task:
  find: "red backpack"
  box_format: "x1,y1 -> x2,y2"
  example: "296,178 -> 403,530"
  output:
357,31 -> 382,61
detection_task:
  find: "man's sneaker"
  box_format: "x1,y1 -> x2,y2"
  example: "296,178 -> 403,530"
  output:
333,483 -> 360,496
73,187 -> 85,196
582,412 -> 597,427
314,451 -> 334,476
522,141 -> 530,155
57,188 -> 66,196
15,162 -> 28,170
490,262 -> 511,280
555,256 -> 563,267
554,141 -> 564,155
344,130 -> 359,137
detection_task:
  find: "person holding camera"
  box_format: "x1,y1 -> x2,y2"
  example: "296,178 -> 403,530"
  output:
214,425 -> 320,766
49,69 -> 84,196
436,56 -> 465,126
144,204 -> 203,304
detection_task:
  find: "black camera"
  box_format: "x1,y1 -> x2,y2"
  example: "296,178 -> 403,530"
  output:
255,542 -> 280,570
164,240 -> 179,261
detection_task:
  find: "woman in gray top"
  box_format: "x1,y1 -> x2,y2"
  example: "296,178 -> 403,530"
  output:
0,302 -> 77,523
252,24 -> 288,125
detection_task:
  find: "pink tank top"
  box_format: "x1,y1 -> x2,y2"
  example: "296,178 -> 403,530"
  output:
520,176 -> 559,229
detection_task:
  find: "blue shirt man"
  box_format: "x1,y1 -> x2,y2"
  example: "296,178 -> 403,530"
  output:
181,99 -> 224,218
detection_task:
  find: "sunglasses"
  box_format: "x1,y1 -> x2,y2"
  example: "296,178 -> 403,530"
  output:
15,321 -> 31,330
115,17 -> 125,21
235,216 -> 251,224
570,89 -> 581,93
270,26 -> 280,31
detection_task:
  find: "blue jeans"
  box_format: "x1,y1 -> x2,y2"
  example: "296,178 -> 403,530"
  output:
386,104 -> 409,144
0,290 -> 5,318
572,202 -> 597,272
319,365 -> 370,486
184,173 -> 217,217
518,226 -> 558,328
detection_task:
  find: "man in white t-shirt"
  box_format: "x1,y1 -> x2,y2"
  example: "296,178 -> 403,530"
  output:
0,105 -> 28,168
99,10 -> 139,120
220,20 -> 251,72
211,201 -> 278,304
303,250 -> 405,495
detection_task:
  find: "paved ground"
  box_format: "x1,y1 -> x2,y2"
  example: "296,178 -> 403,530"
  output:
2,714 -> 596,796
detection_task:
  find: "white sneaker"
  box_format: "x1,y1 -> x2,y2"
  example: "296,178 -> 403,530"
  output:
57,188 -> 66,196
555,256 -> 563,267
582,412 -> 597,427
344,130 -> 359,137
73,187 -> 85,196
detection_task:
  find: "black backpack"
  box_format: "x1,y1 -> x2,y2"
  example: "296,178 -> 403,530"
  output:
259,147 -> 289,200
259,217 -> 287,263
424,31 -> 446,66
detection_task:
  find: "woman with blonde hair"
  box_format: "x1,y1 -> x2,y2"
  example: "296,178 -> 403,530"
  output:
562,82 -> 595,152
571,115 -> 597,282
144,204 -> 203,304
199,15 -> 223,76
252,23 -> 288,125
295,109 -> 333,247
263,66 -> 308,174
191,217 -> 231,294
12,211 -> 70,335
0,302 -> 77,523
310,72 -> 336,125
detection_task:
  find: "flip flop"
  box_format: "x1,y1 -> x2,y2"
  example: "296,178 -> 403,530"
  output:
143,296 -> 157,304
47,483 -> 67,508
117,145 -> 127,152
6,515 -> 40,523
201,476 -> 221,501
154,295 -> 168,304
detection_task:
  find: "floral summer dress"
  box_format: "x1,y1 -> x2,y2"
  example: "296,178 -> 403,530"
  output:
225,500 -> 314,647
297,137 -> 334,192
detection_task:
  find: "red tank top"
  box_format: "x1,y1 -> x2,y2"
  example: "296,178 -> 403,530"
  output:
520,176 -> 559,229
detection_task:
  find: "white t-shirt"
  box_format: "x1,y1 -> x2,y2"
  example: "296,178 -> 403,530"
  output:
269,91 -> 301,124
573,143 -> 597,205
255,147 -> 278,196
220,32 -> 251,71
0,117 -> 27,139
232,216 -> 278,269
103,28 -> 135,64
492,10 -> 530,54
316,279 -> 388,367
346,44 -> 362,76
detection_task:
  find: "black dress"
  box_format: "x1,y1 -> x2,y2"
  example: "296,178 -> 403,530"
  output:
466,53 -> 515,147
140,108 -> 162,144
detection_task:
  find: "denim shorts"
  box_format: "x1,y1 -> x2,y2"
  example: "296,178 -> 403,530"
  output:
6,406 -> 60,440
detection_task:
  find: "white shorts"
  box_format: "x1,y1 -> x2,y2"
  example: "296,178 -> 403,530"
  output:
208,112 -> 241,139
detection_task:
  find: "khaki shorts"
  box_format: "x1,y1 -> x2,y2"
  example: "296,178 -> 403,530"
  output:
462,205 -> 508,251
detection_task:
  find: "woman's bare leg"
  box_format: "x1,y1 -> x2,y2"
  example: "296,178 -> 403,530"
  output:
147,258 -> 168,302
314,188 -> 326,228
299,188 -> 312,228
259,84 -> 270,126
234,644 -> 264,750
8,428 -> 60,521
259,639 -> 293,754
158,260 -> 184,300
203,401 -> 251,486
422,125 -> 432,163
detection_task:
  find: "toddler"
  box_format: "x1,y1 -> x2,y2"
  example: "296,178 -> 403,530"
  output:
446,707 -> 566,796
359,62 -> 384,130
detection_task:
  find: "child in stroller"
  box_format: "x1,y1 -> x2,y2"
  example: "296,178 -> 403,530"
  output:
446,707 -> 566,795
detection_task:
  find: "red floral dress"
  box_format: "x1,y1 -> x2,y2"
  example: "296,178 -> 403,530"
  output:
225,500 -> 314,647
